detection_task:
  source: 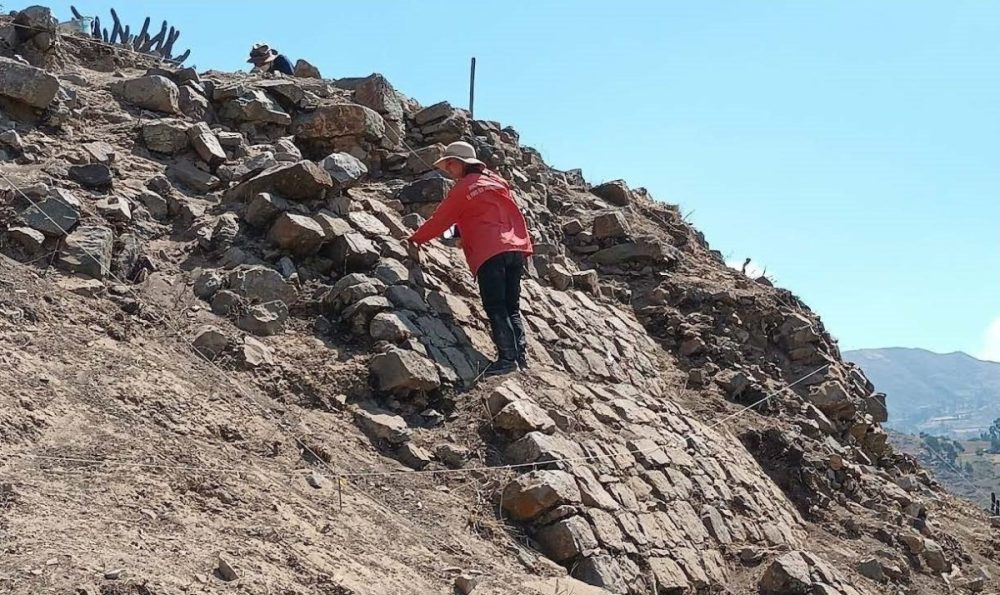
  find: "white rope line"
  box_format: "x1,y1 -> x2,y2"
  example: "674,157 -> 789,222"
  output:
0,365 -> 830,482
2,452 -> 242,475
383,117 -> 438,173
702,364 -> 828,431
0,170 -> 340,483
336,364 -> 831,479
11,21 -> 185,65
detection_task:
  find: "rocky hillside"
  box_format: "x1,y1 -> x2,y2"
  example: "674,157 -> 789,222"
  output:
0,6 -> 997,595
846,348 -> 1000,439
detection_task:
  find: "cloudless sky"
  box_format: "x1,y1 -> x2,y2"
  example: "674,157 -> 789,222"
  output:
42,1 -> 1000,359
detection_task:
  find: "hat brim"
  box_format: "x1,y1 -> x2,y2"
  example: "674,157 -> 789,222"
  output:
433,155 -> 485,169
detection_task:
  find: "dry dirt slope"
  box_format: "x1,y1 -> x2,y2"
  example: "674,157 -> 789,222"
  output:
0,252 -> 567,594
1,6 -> 999,595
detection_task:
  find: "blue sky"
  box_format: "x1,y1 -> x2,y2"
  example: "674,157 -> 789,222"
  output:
44,1 -> 1000,359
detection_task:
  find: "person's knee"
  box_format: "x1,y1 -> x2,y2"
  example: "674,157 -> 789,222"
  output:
481,290 -> 508,316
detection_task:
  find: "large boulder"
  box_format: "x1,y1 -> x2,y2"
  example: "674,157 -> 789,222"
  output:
217,88 -> 290,125
346,211 -> 390,237
226,161 -> 333,202
58,225 -> 114,278
5,227 -> 45,254
291,103 -> 386,152
353,74 -> 404,146
328,232 -> 380,273
759,552 -> 812,594
244,192 -> 292,228
168,160 -> 222,194
20,189 -> 81,237
13,6 -> 55,46
236,301 -> 288,336
922,539 -> 951,573
370,348 -> 441,394
187,122 -> 227,166
414,101 -> 454,126
572,556 -> 628,594
179,85 -> 212,121
865,393 -> 888,423
368,312 -> 420,343
343,296 -> 391,335
0,57 -> 59,108
590,180 -> 633,207
419,112 -> 469,145
193,326 -> 229,359
397,176 -> 452,204
69,164 -> 113,189
111,233 -> 145,281
372,258 -> 409,285
324,273 -> 387,312
219,152 -> 277,184
109,75 -> 179,113
82,141 -> 117,165
494,401 -> 557,436
501,470 -> 581,521
319,152 -> 368,190
504,432 -> 585,465
227,265 -> 296,303
591,211 -> 630,240
354,74 -> 404,123
255,80 -> 306,110
12,7 -> 56,63
369,311 -> 419,343
354,406 -> 411,445
404,144 -> 447,175
806,381 -> 856,420
591,238 -> 671,266
268,212 -> 326,257
649,558 -> 690,592
142,119 -> 190,154
535,516 -> 598,563
294,59 -> 321,79
96,196 -> 132,223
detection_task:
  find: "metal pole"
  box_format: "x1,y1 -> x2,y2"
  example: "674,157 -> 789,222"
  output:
469,57 -> 476,119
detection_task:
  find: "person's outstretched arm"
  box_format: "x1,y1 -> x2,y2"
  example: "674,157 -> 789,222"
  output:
409,186 -> 466,245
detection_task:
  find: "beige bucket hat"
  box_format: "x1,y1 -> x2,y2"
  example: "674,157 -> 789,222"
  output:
433,141 -> 485,168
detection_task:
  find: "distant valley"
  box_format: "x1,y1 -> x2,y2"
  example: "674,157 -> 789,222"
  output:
845,347 -> 1000,439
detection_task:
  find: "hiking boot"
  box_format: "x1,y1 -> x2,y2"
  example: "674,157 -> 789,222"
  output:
483,359 -> 518,378
517,355 -> 529,371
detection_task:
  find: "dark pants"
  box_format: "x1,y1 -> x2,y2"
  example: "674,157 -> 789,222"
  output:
477,251 -> 527,363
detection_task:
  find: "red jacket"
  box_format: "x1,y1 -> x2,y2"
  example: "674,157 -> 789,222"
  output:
409,170 -> 533,275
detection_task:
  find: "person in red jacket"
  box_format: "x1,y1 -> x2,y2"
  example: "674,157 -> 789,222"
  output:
408,141 -> 534,377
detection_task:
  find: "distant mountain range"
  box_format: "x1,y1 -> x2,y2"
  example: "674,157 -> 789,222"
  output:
844,347 -> 1000,438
